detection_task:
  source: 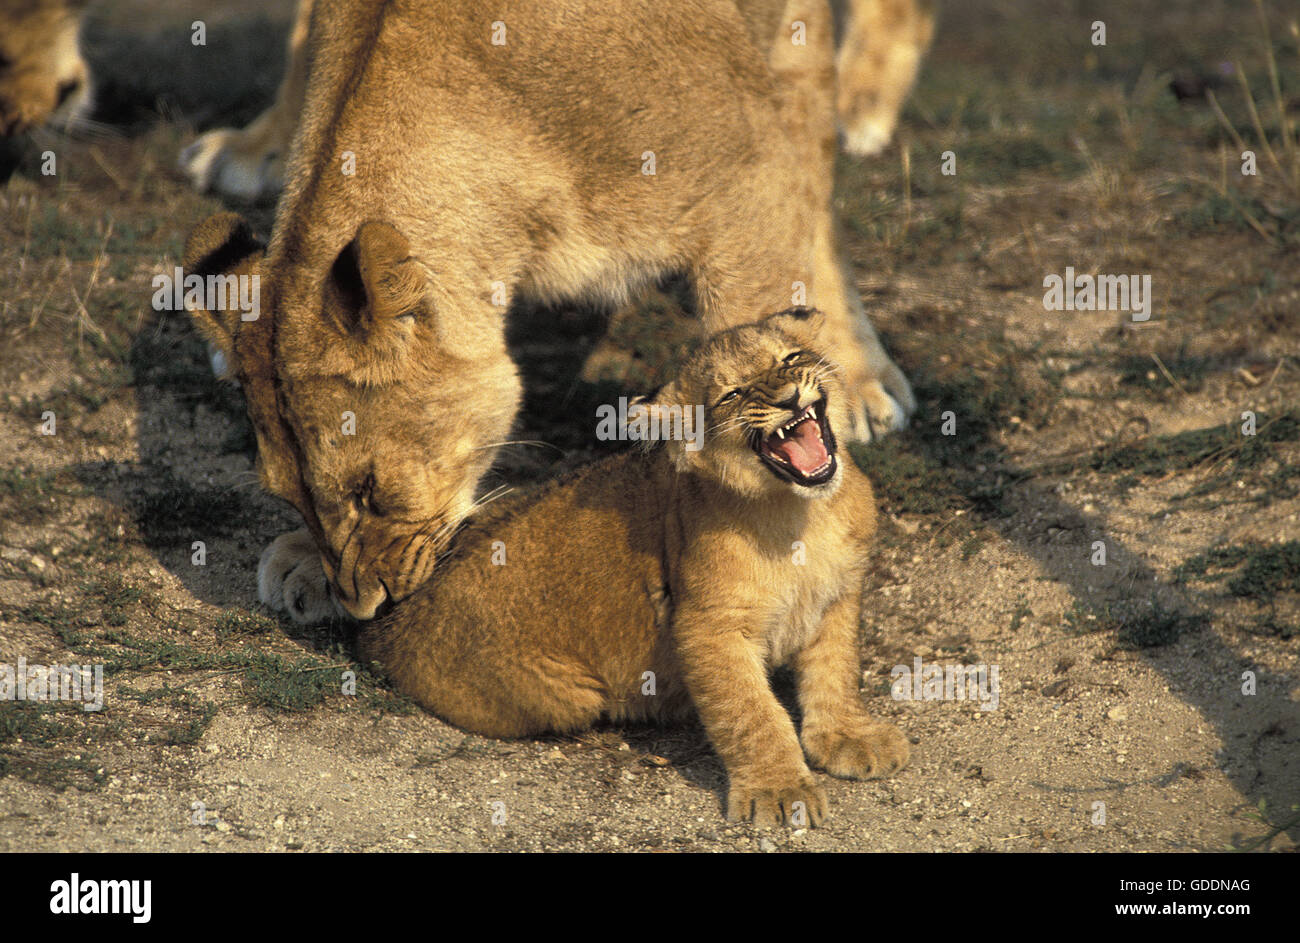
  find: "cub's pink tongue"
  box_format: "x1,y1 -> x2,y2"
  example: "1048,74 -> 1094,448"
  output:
767,419 -> 828,474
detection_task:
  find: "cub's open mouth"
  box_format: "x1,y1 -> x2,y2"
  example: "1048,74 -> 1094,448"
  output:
752,397 -> 838,486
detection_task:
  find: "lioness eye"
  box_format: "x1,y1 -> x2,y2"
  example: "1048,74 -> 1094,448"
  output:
783,351 -> 803,364
352,473 -> 376,513
716,388 -> 743,406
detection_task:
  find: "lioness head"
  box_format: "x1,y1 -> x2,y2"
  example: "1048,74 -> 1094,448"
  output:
0,0 -> 92,137
184,213 -> 520,620
646,307 -> 847,499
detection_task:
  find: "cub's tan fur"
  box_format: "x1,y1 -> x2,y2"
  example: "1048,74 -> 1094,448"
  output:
187,0 -> 921,624
180,0 -> 934,201
0,0 -> 93,137
360,311 -> 909,826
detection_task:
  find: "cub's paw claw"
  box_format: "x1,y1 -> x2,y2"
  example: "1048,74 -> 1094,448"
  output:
727,772 -> 827,828
803,720 -> 910,780
258,530 -> 338,624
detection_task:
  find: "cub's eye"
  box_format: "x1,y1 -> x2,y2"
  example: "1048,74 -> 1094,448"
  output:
783,351 -> 804,364
716,388 -> 744,406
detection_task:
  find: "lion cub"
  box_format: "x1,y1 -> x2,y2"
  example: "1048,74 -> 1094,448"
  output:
360,309 -> 909,826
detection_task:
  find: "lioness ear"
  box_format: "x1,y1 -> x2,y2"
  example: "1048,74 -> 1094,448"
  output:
326,221 -> 427,338
182,213 -> 264,374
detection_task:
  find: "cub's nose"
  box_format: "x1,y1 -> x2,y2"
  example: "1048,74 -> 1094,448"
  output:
772,383 -> 800,412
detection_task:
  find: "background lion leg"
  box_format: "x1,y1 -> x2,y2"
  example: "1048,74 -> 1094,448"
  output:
178,0 -> 314,201
755,0 -> 915,439
835,0 -> 936,156
807,211 -> 916,439
796,585 -> 910,779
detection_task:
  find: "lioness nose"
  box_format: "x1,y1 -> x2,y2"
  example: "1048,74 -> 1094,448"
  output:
56,78 -> 82,109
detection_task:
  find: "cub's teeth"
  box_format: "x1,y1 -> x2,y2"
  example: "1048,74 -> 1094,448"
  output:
775,427 -> 786,439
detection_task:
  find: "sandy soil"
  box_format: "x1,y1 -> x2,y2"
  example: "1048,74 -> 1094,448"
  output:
0,0 -> 1297,852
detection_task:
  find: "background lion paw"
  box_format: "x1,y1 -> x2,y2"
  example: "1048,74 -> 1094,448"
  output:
803,720 -> 910,780
726,772 -> 827,828
179,129 -> 282,202
257,529 -> 339,624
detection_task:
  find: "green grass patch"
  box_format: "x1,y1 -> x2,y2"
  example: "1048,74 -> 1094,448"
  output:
213,609 -> 279,640
1089,412 -> 1297,476
1176,190 -> 1300,244
0,702 -> 119,792
117,682 -> 219,745
0,467 -> 84,524
131,469 -> 261,542
1115,350 -> 1214,396
1025,412 -> 1300,513
1175,540 -> 1300,598
1064,596 -> 1208,649
88,572 -> 157,627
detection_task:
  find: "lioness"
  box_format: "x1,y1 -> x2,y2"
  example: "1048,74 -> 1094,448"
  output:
361,310 -> 910,826
186,0 -> 920,624
179,0 -> 935,201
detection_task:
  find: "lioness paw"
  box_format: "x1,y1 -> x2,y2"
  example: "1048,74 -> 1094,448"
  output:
727,772 -> 827,828
258,530 -> 338,624
179,129 -> 283,203
846,364 -> 916,443
803,720 -> 910,780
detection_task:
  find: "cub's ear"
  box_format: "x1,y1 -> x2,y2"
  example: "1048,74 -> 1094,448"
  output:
182,213 -> 264,374
325,220 -> 427,335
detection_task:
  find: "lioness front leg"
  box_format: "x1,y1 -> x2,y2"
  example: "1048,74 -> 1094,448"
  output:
807,216 -> 917,440
797,588 -> 910,778
178,0 -> 313,201
257,527 -> 339,624
691,206 -> 913,442
676,611 -> 827,827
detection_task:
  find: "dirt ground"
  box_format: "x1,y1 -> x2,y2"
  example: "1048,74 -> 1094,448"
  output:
1,0 -> 1297,853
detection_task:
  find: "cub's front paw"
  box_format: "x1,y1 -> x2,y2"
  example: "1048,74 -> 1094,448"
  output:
803,719 -> 910,780
258,529 -> 339,624
727,770 -> 827,828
